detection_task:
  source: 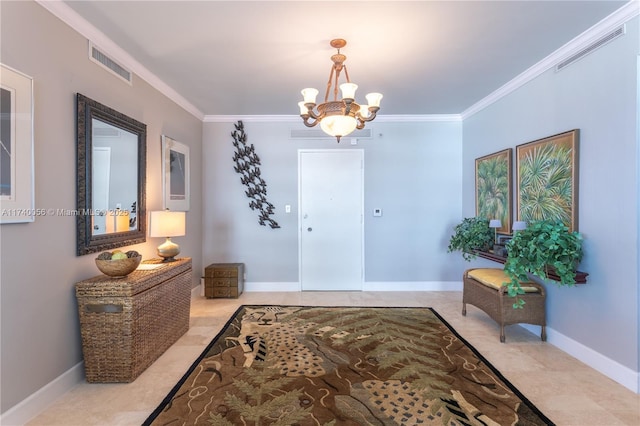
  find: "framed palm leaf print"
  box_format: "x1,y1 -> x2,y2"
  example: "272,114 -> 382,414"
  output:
475,148 -> 512,234
516,130 -> 579,232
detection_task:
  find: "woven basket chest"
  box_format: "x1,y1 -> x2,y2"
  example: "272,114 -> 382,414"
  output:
75,258 -> 192,382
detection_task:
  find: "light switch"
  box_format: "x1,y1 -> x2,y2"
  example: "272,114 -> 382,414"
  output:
285,205 -> 291,213
373,208 -> 382,217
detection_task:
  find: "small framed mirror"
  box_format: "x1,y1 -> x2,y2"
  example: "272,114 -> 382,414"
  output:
76,93 -> 146,256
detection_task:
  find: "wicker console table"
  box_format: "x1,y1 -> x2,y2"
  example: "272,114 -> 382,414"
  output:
75,258 -> 192,382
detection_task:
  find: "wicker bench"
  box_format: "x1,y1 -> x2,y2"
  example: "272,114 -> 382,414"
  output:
462,268 -> 546,343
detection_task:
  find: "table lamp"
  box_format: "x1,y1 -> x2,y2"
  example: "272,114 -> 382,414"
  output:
512,221 -> 527,232
149,210 -> 186,262
489,219 -> 501,244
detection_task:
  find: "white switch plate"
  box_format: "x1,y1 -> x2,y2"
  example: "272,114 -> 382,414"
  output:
373,208 -> 382,217
285,205 -> 291,213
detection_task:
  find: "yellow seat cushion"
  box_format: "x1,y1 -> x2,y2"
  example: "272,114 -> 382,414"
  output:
467,268 -> 540,293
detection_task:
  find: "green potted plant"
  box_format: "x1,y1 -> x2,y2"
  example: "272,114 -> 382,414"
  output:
447,217 -> 494,261
504,220 -> 583,308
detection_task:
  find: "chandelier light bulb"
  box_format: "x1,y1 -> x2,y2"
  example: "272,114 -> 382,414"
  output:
301,88 -> 319,104
365,92 -> 383,108
340,82 -> 358,100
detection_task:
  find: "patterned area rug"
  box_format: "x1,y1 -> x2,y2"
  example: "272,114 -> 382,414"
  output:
144,306 -> 553,425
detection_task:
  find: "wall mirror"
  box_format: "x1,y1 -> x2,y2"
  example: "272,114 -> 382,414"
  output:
76,93 -> 147,256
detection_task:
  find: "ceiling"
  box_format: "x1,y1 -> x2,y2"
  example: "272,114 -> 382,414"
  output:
60,1 -> 629,117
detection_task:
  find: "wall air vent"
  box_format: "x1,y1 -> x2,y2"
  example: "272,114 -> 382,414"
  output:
290,128 -> 372,140
89,41 -> 132,85
555,25 -> 625,72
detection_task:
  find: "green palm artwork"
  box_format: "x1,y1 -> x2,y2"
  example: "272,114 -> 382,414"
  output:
476,149 -> 511,232
516,130 -> 578,232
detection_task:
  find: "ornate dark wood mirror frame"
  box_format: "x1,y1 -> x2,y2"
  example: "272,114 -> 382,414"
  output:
76,93 -> 147,256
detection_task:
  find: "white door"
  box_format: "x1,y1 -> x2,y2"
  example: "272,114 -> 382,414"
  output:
299,149 -> 363,291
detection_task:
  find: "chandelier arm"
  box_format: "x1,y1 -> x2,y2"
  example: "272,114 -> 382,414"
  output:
333,66 -> 341,101
305,107 -> 322,120
301,115 -> 319,128
324,66 -> 335,103
301,106 -> 325,124
358,107 -> 380,123
343,65 -> 350,83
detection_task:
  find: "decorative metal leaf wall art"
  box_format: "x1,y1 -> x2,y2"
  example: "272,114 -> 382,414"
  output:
231,121 -> 280,229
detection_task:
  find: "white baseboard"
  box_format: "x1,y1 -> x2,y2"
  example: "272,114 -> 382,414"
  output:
0,362 -> 85,426
244,282 -> 301,292
363,281 -> 463,291
519,324 -> 639,393
243,281 -> 463,292
195,280 -> 204,298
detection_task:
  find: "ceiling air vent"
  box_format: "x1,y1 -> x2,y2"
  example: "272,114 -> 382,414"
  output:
89,41 -> 132,84
290,128 -> 372,139
555,25 -> 625,72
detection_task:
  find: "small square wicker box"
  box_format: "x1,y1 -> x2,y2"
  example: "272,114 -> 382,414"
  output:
204,262 -> 244,298
75,258 -> 192,383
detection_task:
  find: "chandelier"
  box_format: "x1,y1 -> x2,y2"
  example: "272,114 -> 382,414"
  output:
298,39 -> 382,142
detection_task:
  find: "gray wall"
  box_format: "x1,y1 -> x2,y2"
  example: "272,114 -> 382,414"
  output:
0,1 -> 203,413
202,120 -> 464,284
462,18 -> 639,371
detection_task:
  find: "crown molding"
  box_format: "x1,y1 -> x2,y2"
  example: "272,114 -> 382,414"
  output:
203,114 -> 462,123
462,0 -> 639,119
35,0 -> 205,121
203,115 -> 297,123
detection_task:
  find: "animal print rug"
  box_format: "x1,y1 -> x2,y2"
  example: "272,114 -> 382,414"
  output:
143,306 -> 553,425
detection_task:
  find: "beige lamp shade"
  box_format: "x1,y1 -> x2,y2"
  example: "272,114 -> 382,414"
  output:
489,219 -> 502,228
149,210 -> 186,262
512,221 -> 527,231
489,219 -> 501,245
149,210 -> 186,237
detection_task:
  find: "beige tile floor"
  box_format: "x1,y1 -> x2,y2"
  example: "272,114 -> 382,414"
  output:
27,292 -> 639,425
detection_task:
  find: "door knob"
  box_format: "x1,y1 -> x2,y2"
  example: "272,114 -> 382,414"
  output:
307,227 -> 312,232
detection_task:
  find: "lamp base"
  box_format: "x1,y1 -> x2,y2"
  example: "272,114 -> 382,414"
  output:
157,237 -> 180,262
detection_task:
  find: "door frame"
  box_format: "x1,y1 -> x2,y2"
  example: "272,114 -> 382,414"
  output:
297,149 -> 365,291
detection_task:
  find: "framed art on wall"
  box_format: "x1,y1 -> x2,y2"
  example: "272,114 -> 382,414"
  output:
475,148 -> 512,234
162,135 -> 190,211
516,129 -> 579,232
0,64 -> 34,224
